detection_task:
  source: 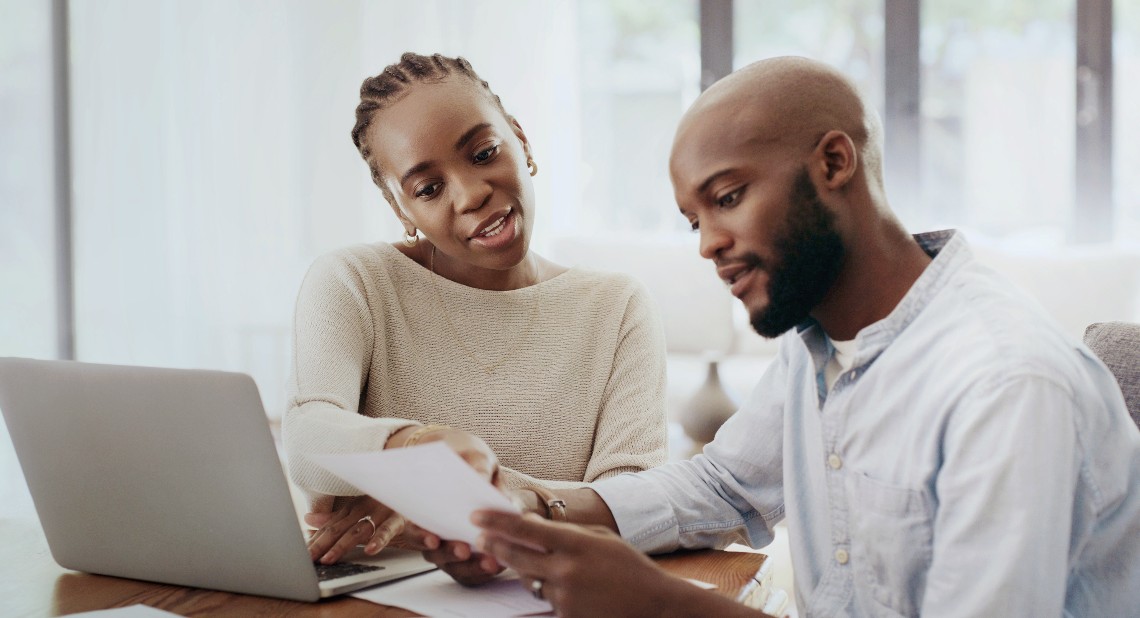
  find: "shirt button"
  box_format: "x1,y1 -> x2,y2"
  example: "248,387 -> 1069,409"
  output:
835,548 -> 849,565
828,453 -> 842,470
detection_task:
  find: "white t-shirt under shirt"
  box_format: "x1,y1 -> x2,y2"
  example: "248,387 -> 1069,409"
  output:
824,336 -> 857,391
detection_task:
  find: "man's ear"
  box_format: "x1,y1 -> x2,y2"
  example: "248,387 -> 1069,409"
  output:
812,130 -> 858,190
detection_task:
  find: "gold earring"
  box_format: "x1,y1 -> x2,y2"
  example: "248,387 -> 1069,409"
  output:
527,158 -> 538,177
403,230 -> 419,246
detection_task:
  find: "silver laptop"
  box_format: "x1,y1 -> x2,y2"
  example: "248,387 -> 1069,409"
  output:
0,357 -> 436,601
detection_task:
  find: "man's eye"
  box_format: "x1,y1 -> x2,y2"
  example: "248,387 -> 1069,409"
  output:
717,188 -> 742,208
415,182 -> 442,198
474,145 -> 498,163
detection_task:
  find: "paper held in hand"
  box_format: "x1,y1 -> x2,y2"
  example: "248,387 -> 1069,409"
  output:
310,442 -> 519,546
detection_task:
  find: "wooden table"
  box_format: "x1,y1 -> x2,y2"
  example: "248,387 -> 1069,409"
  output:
1,517 -> 770,617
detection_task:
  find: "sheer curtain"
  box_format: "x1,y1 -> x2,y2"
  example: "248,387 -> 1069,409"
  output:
66,0 -> 581,417
0,0 -> 57,361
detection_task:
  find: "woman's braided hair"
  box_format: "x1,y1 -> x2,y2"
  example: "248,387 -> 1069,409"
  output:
351,52 -> 510,207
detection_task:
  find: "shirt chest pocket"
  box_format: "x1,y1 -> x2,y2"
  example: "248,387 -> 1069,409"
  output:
846,472 -> 934,618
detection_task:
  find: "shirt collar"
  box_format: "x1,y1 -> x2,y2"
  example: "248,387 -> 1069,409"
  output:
796,229 -> 969,369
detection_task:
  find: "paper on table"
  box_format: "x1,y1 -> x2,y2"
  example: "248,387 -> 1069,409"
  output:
310,442 -> 519,545
353,568 -> 553,617
65,606 -> 182,617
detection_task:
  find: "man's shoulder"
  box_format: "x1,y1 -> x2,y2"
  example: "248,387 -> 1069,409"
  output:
916,260 -> 1097,390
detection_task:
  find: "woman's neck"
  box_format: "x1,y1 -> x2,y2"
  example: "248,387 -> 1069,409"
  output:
425,242 -> 543,291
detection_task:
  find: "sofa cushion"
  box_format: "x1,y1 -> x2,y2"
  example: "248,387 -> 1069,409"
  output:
1084,322 -> 1140,428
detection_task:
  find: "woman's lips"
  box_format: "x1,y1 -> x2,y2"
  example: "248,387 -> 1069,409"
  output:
469,208 -> 517,249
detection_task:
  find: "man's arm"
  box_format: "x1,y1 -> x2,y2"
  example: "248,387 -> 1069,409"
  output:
428,350 -> 789,584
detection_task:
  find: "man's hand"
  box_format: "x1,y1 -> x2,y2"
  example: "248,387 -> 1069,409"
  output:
305,494 -> 403,564
473,510 -> 771,618
472,510 -> 680,617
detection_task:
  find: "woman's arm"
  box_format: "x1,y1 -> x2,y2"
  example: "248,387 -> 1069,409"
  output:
282,251 -> 419,498
580,279 -> 669,482
282,251 -> 422,563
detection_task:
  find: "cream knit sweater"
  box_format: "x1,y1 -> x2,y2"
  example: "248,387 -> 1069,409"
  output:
282,242 -> 668,497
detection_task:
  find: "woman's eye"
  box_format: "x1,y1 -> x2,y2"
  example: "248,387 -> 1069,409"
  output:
415,182 -> 442,199
717,188 -> 742,208
473,145 -> 498,163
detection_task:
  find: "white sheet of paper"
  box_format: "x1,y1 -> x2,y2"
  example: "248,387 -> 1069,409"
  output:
310,442 -> 519,545
352,568 -> 553,617
684,577 -> 717,590
65,606 -> 182,617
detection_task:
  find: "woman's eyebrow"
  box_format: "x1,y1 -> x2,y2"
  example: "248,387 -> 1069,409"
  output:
454,123 -> 493,151
399,161 -> 433,187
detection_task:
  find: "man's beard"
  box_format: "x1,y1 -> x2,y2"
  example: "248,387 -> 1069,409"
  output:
749,169 -> 846,338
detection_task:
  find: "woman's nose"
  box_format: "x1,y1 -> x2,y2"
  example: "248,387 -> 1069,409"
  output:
453,171 -> 492,214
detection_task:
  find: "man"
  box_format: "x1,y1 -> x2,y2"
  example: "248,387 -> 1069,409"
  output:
458,57 -> 1140,617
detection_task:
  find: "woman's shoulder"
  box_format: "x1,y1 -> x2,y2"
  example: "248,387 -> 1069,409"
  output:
307,242 -> 411,277
548,266 -> 653,305
300,242 -> 420,295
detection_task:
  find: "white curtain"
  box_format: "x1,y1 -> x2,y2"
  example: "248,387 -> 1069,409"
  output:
67,0 -> 581,416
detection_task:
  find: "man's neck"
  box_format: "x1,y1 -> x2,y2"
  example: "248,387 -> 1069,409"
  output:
812,222 -> 932,341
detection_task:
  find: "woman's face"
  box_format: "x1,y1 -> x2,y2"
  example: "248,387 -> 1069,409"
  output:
364,77 -> 535,282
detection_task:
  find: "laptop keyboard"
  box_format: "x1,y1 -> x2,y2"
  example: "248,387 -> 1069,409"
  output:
314,562 -> 385,581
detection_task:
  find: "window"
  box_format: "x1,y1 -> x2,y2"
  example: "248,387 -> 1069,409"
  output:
734,0 -> 884,110
575,0 -> 700,234
1117,0 -> 1140,240
0,0 -> 58,361
918,0 -> 1075,238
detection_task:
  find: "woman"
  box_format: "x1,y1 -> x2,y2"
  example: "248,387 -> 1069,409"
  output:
282,52 -> 667,570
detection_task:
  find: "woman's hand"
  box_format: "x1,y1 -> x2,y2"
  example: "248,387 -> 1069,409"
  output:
305,494 -> 403,564
387,425 -> 501,484
386,425 -> 506,583
410,520 -> 505,586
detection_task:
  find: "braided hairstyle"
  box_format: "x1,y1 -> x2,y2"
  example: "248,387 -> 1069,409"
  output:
351,52 -> 511,208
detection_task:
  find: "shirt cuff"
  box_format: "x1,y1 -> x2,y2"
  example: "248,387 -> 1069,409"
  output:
591,472 -> 680,553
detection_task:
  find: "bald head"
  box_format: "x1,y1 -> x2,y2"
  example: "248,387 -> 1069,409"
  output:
673,56 -> 883,186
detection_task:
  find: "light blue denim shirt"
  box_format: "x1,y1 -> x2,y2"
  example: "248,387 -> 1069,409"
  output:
593,230 -> 1140,617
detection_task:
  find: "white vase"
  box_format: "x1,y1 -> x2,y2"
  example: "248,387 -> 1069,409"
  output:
679,359 -> 738,445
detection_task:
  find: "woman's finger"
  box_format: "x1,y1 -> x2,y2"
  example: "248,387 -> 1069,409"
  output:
364,513 -> 405,554
439,558 -> 503,587
307,498 -> 371,561
304,511 -> 333,529
319,510 -> 381,564
421,541 -> 505,586
403,521 -> 441,551
478,528 -> 552,575
473,510 -> 560,553
303,494 -> 337,531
